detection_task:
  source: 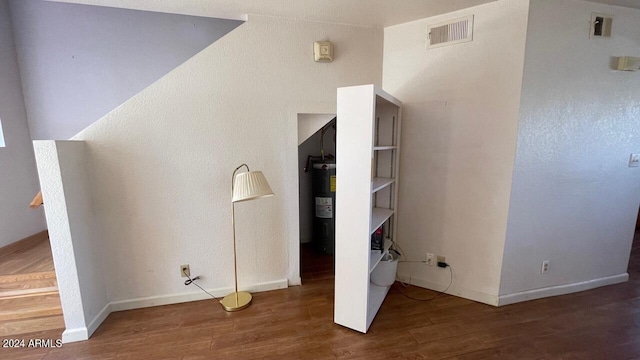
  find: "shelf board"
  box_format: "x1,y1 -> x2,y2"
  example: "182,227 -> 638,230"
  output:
369,238 -> 393,273
366,282 -> 391,330
371,208 -> 394,234
371,178 -> 395,194
373,146 -> 397,151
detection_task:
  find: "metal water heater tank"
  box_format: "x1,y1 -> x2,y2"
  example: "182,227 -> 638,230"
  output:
312,161 -> 336,254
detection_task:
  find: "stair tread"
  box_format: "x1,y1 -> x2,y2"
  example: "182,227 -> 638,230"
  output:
0,278 -> 57,291
0,294 -> 62,321
0,287 -> 59,300
0,315 -> 64,337
0,271 -> 56,284
0,235 -> 55,274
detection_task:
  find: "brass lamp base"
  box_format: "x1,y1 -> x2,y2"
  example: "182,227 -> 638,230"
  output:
220,291 -> 252,312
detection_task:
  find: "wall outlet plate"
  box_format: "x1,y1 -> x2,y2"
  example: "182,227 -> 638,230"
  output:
541,261 -> 550,274
180,264 -> 190,278
426,253 -> 435,266
436,255 -> 446,264
629,154 -> 640,168
590,13 -> 613,38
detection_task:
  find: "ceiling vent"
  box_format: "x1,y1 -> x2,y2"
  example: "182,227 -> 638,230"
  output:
426,15 -> 474,49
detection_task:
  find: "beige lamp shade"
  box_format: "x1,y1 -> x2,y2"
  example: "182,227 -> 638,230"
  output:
232,171 -> 274,203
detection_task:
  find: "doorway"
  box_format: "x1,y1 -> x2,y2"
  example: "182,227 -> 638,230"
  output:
629,207 -> 640,277
297,114 -> 336,283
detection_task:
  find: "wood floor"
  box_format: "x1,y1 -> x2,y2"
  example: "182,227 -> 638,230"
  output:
300,242 -> 334,282
2,231 -> 640,359
0,234 -> 55,276
0,235 -> 64,338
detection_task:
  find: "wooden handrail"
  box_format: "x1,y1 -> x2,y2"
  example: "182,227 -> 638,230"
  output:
30,191 -> 43,209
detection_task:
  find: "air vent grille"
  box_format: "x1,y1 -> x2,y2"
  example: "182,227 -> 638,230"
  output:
427,15 -> 474,49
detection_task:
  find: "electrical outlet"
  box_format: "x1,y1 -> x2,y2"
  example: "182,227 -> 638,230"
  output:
629,154 -> 640,168
437,255 -> 446,264
426,253 -> 435,266
180,264 -> 190,278
541,261 -> 550,274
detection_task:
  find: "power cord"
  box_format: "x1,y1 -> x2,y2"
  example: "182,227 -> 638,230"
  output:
389,239 -> 455,302
393,264 -> 453,302
184,274 -> 218,300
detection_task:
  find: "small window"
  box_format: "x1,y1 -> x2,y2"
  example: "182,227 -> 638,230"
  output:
0,119 -> 5,147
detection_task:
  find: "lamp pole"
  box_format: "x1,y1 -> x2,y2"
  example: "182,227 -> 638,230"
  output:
231,202 -> 238,307
221,164 -> 252,311
231,164 -> 248,308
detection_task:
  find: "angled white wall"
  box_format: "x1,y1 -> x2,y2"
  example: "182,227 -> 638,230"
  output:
0,0 -> 45,248
499,0 -> 640,304
70,14 -> 382,306
298,114 -> 336,146
10,0 -> 242,140
33,140 -> 108,343
383,0 -> 530,305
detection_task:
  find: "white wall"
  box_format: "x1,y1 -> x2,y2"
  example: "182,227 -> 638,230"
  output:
34,140 -> 108,343
382,0 -> 530,305
0,119 -> 5,147
298,114 -> 336,146
0,0 -> 46,248
499,0 -> 640,303
70,15 -> 382,304
10,0 -> 241,140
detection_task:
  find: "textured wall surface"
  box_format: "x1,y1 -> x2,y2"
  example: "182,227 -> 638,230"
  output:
34,140 -> 108,343
10,0 -> 242,140
382,0 -> 530,304
72,14 -> 382,302
55,141 -> 108,337
0,0 -> 46,248
500,0 -> 640,296
33,141 -> 86,342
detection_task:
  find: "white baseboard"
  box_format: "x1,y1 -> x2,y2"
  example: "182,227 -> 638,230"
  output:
64,279 -> 289,343
396,273 -> 499,306
86,303 -> 111,338
62,327 -> 88,343
243,279 -> 288,293
289,276 -> 302,286
110,279 -> 288,312
497,273 -> 629,306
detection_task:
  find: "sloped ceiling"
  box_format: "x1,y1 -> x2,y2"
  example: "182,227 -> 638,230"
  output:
12,0 -> 242,140
44,0 -> 497,27
43,0 -> 640,28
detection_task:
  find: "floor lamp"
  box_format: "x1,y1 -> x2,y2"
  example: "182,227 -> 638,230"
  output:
220,164 -> 274,312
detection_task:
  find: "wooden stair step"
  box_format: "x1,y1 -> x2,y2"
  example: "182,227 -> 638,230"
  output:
0,315 -> 64,337
0,294 -> 62,321
0,287 -> 59,300
0,271 -> 56,284
0,277 -> 57,291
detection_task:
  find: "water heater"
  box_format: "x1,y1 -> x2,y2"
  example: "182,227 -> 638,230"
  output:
312,161 -> 336,254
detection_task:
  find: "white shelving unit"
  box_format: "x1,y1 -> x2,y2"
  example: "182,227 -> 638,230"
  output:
371,178 -> 395,194
334,84 -> 402,333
